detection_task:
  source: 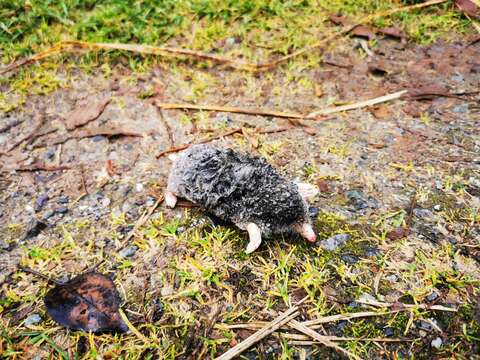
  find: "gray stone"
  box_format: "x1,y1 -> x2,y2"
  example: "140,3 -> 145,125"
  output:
431,337 -> 442,349
320,233 -> 351,250
24,314 -> 42,326
119,245 -> 138,258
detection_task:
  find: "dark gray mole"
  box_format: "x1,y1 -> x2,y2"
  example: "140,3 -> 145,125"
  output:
167,144 -> 311,237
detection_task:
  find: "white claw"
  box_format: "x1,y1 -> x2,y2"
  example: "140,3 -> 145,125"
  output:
165,191 -> 177,208
246,223 -> 262,254
295,182 -> 319,201
296,223 -> 316,243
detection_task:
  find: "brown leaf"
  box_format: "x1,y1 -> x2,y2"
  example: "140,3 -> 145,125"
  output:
378,26 -> 407,40
44,272 -> 128,332
370,105 -> 391,119
455,0 -> 480,18
329,14 -> 351,26
65,97 -> 111,130
387,227 -> 409,240
351,25 -> 377,40
106,160 -> 119,177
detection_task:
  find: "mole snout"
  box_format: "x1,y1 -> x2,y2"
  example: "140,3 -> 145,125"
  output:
165,144 -> 318,253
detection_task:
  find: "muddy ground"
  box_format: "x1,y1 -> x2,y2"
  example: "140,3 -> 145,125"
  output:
1,34 -> 480,359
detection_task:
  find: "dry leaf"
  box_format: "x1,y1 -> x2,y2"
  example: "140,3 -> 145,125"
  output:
387,227 -> 409,240
455,0 -> 479,18
352,25 -> 377,40
44,272 -> 128,332
65,97 -> 111,130
378,26 -> 407,40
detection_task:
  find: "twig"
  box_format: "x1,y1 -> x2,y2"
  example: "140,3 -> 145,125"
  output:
356,298 -> 457,312
215,297 -> 307,360
287,338 -> 413,346
155,105 -> 174,147
119,196 -> 163,247
156,102 -> 317,120
3,163 -> 73,172
307,90 -> 407,117
288,319 -> 361,360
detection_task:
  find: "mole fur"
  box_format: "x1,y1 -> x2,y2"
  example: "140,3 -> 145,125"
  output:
167,144 -> 311,237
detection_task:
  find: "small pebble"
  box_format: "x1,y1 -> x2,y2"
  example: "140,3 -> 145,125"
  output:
433,205 -> 442,211
57,196 -> 69,204
308,206 -> 319,218
25,204 -> 34,213
386,274 -> 398,283
44,148 -> 56,160
346,190 -> 368,210
56,206 -> 68,214
347,301 -> 358,309
320,233 -> 351,251
340,254 -> 359,265
92,135 -> 106,142
118,245 -> 138,258
24,314 -> 42,326
35,193 -> 49,212
416,320 -> 433,331
145,197 -> 155,207
358,293 -> 376,304
135,183 -> 144,192
383,327 -> 394,337
431,337 -> 443,349
42,210 -> 55,220
364,246 -> 379,257
413,208 -> 434,219
101,197 -> 111,207
426,291 -> 439,302
452,105 -> 468,113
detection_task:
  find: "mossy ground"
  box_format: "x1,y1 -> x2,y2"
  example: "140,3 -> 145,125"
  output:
1,1 -> 480,359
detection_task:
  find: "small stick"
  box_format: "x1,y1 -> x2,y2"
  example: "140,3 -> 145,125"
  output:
307,90 -> 407,117
215,297 -> 307,360
4,163 -> 73,172
157,102 -> 314,120
288,319 -> 361,360
356,298 -> 457,312
282,332 -> 413,342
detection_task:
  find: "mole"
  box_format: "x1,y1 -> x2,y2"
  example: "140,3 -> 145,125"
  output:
165,144 -> 318,253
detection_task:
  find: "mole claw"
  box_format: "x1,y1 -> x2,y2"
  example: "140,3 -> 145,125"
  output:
165,191 -> 177,208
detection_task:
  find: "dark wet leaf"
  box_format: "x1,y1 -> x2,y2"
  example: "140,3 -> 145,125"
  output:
387,227 -> 409,240
65,97 -> 111,130
44,272 -> 128,332
329,14 -> 351,26
455,0 -> 479,19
